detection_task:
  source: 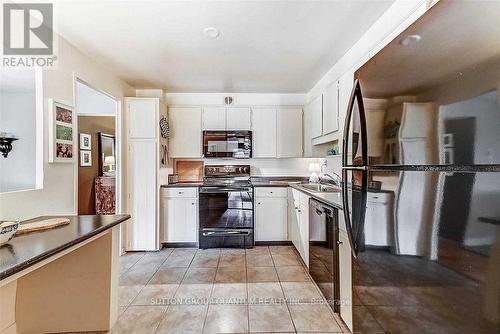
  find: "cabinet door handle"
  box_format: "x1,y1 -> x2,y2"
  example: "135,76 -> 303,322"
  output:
257,202 -> 261,205
178,191 -> 183,194
337,240 -> 343,245
270,191 -> 273,194
191,202 -> 195,205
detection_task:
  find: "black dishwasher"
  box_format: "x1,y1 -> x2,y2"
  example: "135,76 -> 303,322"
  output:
309,199 -> 340,313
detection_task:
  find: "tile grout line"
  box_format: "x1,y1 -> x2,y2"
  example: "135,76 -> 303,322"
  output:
273,250 -> 300,334
201,248 -> 220,334
153,248 -> 197,334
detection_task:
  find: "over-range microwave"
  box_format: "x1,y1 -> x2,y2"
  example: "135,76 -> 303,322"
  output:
203,131 -> 252,158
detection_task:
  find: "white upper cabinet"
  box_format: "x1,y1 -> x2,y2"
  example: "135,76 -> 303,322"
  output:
303,103 -> 313,157
323,81 -> 339,135
252,108 -> 277,158
310,95 -> 323,139
202,107 -> 226,130
226,107 -> 251,130
169,106 -> 202,158
337,69 -> 355,150
277,108 -> 303,158
128,98 -> 157,139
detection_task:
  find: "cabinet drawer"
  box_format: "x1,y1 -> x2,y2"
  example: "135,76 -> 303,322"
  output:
161,187 -> 198,198
367,192 -> 391,204
255,187 -> 288,198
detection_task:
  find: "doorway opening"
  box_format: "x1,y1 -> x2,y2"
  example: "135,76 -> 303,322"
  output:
74,79 -> 120,218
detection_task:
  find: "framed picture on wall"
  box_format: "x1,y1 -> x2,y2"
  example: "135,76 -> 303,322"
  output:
80,150 -> 92,167
48,99 -> 75,163
80,133 -> 91,150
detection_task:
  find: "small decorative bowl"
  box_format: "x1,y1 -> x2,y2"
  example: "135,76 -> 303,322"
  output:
0,221 -> 19,245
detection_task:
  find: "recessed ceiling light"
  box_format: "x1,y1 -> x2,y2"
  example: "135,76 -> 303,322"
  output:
400,34 -> 421,47
203,27 -> 220,39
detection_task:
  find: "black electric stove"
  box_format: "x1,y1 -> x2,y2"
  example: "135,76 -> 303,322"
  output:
198,165 -> 254,249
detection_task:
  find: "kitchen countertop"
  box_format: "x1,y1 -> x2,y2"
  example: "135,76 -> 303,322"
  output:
479,217 -> 500,226
290,183 -> 344,210
0,214 -> 130,281
161,176 -> 309,188
250,176 -> 308,187
161,182 -> 204,188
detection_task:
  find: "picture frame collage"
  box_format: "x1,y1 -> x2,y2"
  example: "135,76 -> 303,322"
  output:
80,133 -> 92,167
48,99 -> 75,163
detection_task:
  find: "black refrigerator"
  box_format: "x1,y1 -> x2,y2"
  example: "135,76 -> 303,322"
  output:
341,1 -> 500,333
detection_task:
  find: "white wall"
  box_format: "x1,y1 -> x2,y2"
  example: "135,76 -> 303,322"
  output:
179,158 -> 318,177
0,35 -> 134,221
0,92 -> 36,192
165,92 -> 306,106
76,81 -> 117,115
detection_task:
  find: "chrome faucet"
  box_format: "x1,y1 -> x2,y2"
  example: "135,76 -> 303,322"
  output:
321,172 -> 342,186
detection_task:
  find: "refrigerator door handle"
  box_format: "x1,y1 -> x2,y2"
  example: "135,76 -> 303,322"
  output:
341,169 -> 358,258
341,79 -> 369,258
341,166 -> 368,171
341,79 -> 368,167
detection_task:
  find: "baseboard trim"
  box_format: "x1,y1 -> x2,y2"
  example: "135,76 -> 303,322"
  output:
161,242 -> 198,248
254,241 -> 293,246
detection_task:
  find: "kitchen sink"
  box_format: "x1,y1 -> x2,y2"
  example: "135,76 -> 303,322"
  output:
299,183 -> 341,193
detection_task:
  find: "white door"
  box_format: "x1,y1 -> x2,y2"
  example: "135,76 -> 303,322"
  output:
323,81 -> 339,135
202,107 -> 226,130
277,108 -> 303,158
128,98 -> 157,139
165,198 -> 198,242
339,229 -> 353,331
226,107 -> 251,130
255,198 -> 288,241
310,95 -> 323,139
169,107 -> 202,158
252,108 -> 277,158
128,140 -> 157,251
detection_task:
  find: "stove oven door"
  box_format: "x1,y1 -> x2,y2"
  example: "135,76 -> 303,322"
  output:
199,187 -> 254,248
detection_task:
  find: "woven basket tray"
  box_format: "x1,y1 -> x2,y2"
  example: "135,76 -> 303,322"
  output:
17,218 -> 70,235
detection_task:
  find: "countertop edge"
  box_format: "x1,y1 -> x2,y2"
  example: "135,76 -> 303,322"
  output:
289,184 -> 344,210
0,214 -> 131,281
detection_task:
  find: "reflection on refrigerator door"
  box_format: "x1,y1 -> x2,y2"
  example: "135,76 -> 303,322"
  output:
354,170 -> 499,333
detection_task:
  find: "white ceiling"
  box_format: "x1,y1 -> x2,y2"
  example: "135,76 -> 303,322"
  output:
359,0 -> 500,98
54,0 -> 394,93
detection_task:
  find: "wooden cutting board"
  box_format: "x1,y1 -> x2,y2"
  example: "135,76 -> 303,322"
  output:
175,160 -> 204,182
17,218 -> 70,235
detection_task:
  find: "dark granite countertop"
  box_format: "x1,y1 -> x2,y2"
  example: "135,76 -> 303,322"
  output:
0,215 -> 130,281
161,176 -> 309,188
161,182 -> 203,188
290,184 -> 344,210
250,176 -> 308,187
479,217 -> 500,226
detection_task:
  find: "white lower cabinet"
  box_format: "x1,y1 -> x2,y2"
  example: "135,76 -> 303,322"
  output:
338,227 -> 353,331
288,188 -> 310,267
255,188 -> 288,242
160,188 -> 198,243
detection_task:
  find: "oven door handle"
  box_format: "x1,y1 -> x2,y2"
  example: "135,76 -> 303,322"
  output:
202,230 -> 251,237
200,188 -> 253,194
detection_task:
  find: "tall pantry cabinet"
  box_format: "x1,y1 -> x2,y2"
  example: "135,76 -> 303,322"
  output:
125,97 -> 167,251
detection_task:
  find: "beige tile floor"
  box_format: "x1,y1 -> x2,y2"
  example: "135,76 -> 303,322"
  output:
112,246 -> 347,334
